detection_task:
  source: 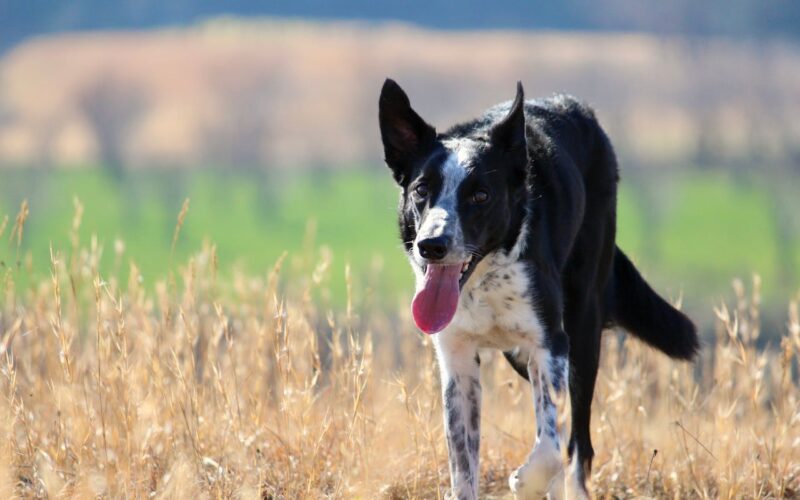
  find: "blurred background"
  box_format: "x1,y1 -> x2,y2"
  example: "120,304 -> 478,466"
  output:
1,1 -> 799,336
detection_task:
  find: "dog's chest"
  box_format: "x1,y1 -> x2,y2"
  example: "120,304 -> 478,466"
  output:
449,256 -> 544,350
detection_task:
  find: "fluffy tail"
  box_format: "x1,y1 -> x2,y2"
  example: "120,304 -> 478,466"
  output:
608,248 -> 699,360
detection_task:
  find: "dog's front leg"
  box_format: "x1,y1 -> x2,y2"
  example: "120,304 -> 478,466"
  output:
509,339 -> 569,499
434,335 -> 481,500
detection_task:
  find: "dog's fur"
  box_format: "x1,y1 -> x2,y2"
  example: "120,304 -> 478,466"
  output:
379,79 -> 698,499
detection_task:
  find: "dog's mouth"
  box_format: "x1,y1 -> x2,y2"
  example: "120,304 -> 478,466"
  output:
420,254 -> 478,289
413,254 -> 481,335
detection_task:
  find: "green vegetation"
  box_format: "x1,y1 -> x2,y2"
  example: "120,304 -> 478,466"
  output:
617,170 -> 799,308
1,168 -> 797,309
0,169 -> 411,306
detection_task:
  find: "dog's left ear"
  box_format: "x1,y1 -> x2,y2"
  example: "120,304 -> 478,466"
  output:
490,81 -> 526,152
379,78 -> 436,184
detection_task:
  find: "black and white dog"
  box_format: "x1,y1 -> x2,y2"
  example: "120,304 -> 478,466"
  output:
379,79 -> 698,499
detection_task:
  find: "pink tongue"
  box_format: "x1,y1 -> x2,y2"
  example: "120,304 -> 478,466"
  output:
412,264 -> 462,334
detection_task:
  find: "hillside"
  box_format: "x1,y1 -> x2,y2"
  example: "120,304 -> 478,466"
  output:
1,19 -> 799,170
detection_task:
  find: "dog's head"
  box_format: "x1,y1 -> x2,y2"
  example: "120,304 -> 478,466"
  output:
379,79 -> 529,334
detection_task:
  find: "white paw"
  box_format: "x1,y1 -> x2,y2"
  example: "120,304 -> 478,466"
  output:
546,468 -> 564,500
509,441 -> 563,499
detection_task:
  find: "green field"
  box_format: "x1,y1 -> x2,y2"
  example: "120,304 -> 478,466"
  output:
1,168 -> 798,314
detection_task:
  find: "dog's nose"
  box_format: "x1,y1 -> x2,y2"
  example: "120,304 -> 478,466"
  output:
417,236 -> 450,261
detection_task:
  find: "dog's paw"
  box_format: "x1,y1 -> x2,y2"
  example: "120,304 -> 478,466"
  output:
546,468 -> 564,500
508,441 -> 563,499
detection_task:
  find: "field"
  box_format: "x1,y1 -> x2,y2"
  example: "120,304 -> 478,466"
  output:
1,168 -> 798,330
0,203 -> 799,498
2,14 -> 799,499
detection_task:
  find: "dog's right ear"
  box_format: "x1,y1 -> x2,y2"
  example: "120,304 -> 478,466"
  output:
379,79 -> 436,185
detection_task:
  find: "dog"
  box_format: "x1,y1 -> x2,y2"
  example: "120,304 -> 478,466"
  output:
378,79 -> 698,499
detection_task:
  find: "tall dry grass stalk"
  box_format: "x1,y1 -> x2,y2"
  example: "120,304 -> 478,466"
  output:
0,206 -> 798,498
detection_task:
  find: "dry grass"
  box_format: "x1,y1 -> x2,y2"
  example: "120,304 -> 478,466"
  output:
0,204 -> 799,499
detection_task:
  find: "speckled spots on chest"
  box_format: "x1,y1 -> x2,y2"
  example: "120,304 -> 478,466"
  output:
450,257 -> 544,348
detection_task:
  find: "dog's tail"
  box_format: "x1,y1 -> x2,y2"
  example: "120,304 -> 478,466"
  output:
607,247 -> 699,360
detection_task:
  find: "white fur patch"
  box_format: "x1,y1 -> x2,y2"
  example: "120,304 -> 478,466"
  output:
439,152 -> 467,205
412,152 -> 467,267
442,137 -> 482,166
438,248 -> 544,351
431,231 -> 564,499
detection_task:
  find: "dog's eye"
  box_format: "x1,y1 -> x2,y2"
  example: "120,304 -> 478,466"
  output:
414,183 -> 429,199
471,190 -> 490,204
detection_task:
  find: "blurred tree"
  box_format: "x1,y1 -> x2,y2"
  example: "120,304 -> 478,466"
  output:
200,69 -> 279,170
725,46 -> 800,291
78,75 -> 150,178
758,170 -> 799,292
625,169 -> 675,267
0,98 -> 13,130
